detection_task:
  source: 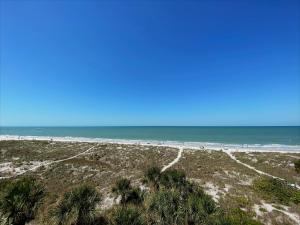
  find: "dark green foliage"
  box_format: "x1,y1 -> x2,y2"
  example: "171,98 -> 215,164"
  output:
143,167 -> 161,190
0,169 -> 264,225
294,159 -> 300,173
112,178 -> 131,196
186,193 -> 215,225
146,185 -> 218,225
211,208 -> 263,225
143,167 -> 187,191
0,177 -> 45,225
147,189 -> 184,225
125,187 -> 144,205
52,185 -> 101,225
141,168 -> 262,225
180,181 -> 206,201
109,206 -> 145,225
112,178 -> 143,205
160,169 -> 186,189
253,177 -> 300,205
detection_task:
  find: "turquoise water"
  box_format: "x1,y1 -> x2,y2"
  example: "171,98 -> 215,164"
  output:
1,126 -> 299,146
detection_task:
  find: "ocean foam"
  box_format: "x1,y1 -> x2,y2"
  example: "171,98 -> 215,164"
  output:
1,135 -> 300,152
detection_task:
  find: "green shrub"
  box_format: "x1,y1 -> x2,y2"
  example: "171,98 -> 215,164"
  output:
0,169 -> 264,225
160,169 -> 186,189
0,177 -> 45,225
253,177 -> 300,205
112,178 -> 143,205
112,178 -> 131,195
52,185 -> 101,225
185,192 -> 216,224
294,159 -> 300,173
143,167 -> 161,190
109,206 -> 145,225
234,196 -> 250,208
143,169 -> 262,225
212,208 -> 262,225
146,189 -> 185,225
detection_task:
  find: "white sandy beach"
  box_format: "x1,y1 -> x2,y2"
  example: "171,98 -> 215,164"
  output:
1,135 -> 300,153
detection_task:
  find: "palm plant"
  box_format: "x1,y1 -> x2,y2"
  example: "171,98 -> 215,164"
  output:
215,208 -> 263,225
160,169 -> 186,189
112,178 -> 143,205
0,177 -> 45,225
109,206 -> 145,225
52,185 -> 101,225
146,189 -> 185,225
143,167 -> 161,191
185,192 -> 216,225
295,159 -> 300,173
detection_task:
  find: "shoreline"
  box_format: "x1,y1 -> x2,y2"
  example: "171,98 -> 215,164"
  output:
1,135 -> 300,153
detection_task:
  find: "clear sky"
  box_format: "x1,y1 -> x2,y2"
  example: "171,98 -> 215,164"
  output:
0,0 -> 299,126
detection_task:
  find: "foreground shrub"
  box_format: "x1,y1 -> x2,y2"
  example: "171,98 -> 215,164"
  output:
146,189 -> 185,225
143,166 -> 161,191
112,178 -> 143,205
253,177 -> 300,205
160,169 -> 186,189
185,192 -> 217,224
295,159 -> 300,173
108,206 -> 145,225
0,169 -> 263,225
0,177 -> 45,225
52,185 -> 101,225
212,208 -> 262,225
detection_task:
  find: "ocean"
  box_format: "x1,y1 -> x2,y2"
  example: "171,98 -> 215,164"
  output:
0,127 -> 299,150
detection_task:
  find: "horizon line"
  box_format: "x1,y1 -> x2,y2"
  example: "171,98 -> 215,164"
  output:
1,125 -> 300,128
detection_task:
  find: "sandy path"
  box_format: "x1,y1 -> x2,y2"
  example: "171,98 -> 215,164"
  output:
287,155 -> 300,159
226,149 -> 300,224
0,144 -> 98,180
225,150 -> 300,189
161,147 -> 184,172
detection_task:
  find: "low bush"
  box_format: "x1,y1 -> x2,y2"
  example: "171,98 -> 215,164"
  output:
0,168 -> 264,225
294,159 -> 300,173
0,177 -> 45,225
212,208 -> 262,225
51,185 -> 101,225
143,166 -> 161,190
160,169 -> 186,189
108,206 -> 145,225
112,178 -> 144,205
146,189 -> 184,225
253,177 -> 300,205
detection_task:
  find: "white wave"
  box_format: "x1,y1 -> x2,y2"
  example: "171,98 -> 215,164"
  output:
0,135 -> 300,152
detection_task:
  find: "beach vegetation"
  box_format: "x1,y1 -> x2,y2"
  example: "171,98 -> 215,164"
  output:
214,208 -> 263,225
233,152 -> 300,184
234,196 -> 250,208
0,169 -> 265,225
143,166 -> 161,191
143,167 -> 187,191
294,159 -> 300,173
112,178 -> 144,205
0,141 -> 292,225
253,177 -> 300,205
160,169 -> 186,189
51,185 -> 101,225
146,189 -> 184,225
0,177 -> 45,225
108,206 -> 145,225
185,191 -> 217,224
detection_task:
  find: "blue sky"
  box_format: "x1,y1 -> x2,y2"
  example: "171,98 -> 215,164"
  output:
0,0 -> 299,126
